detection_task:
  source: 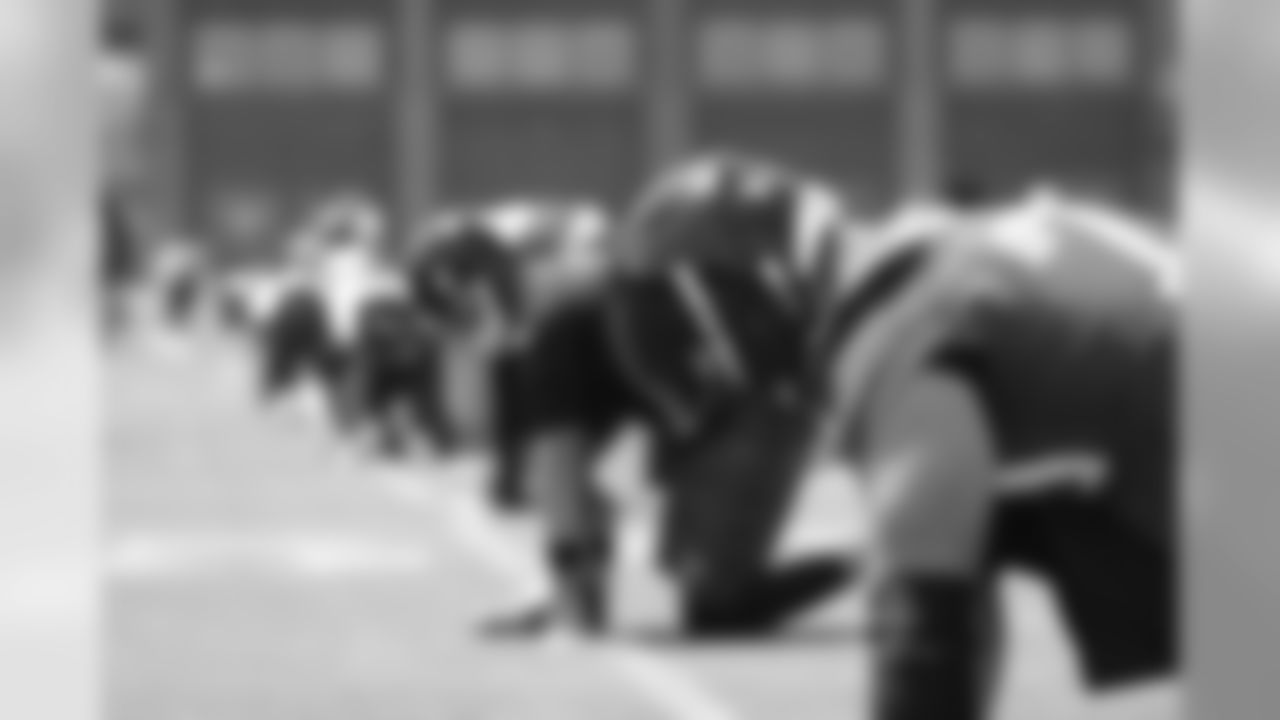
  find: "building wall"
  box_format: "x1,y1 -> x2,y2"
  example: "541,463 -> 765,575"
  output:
151,0 -> 1174,264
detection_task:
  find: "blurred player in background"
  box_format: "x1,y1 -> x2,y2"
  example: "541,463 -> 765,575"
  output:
406,198 -> 610,504
262,191 -> 453,457
257,194 -> 392,427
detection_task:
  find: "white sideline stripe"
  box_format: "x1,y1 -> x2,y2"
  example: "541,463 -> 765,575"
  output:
106,531 -> 435,580
379,466 -> 740,720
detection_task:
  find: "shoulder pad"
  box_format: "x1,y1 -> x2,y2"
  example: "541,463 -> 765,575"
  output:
1054,196 -> 1182,296
634,152 -> 774,214
879,200 -> 961,244
481,201 -> 547,248
651,155 -> 737,201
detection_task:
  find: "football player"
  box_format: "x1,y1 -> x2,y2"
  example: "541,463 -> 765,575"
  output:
810,186 -> 1178,718
257,194 -> 395,432
300,195 -> 453,456
407,198 -> 610,506
487,154 -> 861,637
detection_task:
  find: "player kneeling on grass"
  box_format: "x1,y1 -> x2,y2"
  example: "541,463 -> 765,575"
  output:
486,154 -> 862,638
806,185 -> 1178,719
407,199 -> 610,509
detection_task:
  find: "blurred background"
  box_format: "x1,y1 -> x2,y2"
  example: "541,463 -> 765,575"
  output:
92,2 -> 1280,719
68,0 -> 1280,716
101,0 -> 1174,266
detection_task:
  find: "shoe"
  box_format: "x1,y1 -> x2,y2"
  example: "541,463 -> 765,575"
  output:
683,556 -> 856,637
482,599 -> 605,640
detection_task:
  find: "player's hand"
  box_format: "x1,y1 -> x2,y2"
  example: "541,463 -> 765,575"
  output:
481,600 -> 605,644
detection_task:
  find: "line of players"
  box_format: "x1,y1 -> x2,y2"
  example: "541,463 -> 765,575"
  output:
227,153 -> 1178,720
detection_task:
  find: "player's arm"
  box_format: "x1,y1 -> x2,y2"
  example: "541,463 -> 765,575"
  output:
816,247 -> 1004,719
490,299 -> 632,635
857,366 -> 1004,720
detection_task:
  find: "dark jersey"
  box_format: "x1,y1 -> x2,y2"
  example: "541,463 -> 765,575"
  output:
513,292 -> 641,447
408,222 -> 517,328
260,286 -> 337,396
823,197 -> 1178,686
872,204 -> 1174,543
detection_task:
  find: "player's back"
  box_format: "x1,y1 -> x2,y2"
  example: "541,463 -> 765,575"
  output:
823,191 -> 1176,534
951,197 -> 1179,687
939,193 -> 1178,545
970,192 -> 1175,358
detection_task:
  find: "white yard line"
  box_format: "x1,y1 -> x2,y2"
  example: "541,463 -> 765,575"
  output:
379,464 -> 741,720
105,530 -> 436,581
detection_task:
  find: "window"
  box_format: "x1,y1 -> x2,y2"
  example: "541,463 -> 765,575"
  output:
314,22 -> 385,91
446,23 -> 508,91
698,19 -> 755,88
507,23 -> 569,89
191,19 -> 386,95
445,19 -> 637,94
575,20 -> 634,89
824,20 -> 889,88
949,19 -> 1006,87
210,188 -> 277,242
1072,17 -> 1134,85
949,15 -> 1136,91
193,22 -> 257,93
1010,19 -> 1077,87
255,22 -> 316,91
698,16 -> 887,93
